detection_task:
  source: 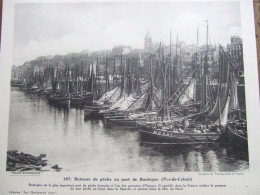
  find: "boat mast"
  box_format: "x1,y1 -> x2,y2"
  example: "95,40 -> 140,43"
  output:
80,61 -> 84,94
168,29 -> 172,97
201,20 -> 208,110
157,42 -> 161,120
120,54 -> 124,97
65,63 -> 70,94
91,60 -> 95,105
112,57 -> 116,86
55,64 -> 58,93
179,46 -> 182,78
161,46 -> 170,122
76,65 -> 79,95
96,56 -> 100,95
217,46 -> 223,126
194,27 -> 199,101
149,55 -> 154,111
91,61 -> 94,93
126,57 -> 132,96
135,58 -> 141,96
172,33 -> 178,95
105,54 -> 109,101
161,46 -> 165,122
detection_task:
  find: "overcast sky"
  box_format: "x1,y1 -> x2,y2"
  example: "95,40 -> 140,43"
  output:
13,2 -> 241,65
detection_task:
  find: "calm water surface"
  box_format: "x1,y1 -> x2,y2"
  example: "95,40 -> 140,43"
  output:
8,88 -> 249,172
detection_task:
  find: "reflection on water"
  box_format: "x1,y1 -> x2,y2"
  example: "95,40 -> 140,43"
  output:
8,89 -> 249,172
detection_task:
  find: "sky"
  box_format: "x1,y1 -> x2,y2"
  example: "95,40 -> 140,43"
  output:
13,2 -> 241,66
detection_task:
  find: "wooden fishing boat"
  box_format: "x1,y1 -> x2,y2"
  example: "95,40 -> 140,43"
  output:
70,94 -> 85,105
84,105 -> 109,119
48,64 -> 71,106
27,83 -> 40,94
227,121 -> 248,149
11,81 -> 26,88
103,111 -> 126,125
84,57 -> 110,119
70,63 -> 87,106
40,68 -> 53,96
139,121 -> 220,144
103,57 -> 147,126
108,110 -> 157,128
109,117 -> 138,126
139,25 -> 235,145
41,89 -> 52,96
84,86 -> 119,119
47,93 -> 70,106
108,117 -> 140,129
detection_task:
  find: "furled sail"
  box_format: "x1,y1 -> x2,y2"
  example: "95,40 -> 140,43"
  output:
106,86 -> 122,104
178,77 -> 196,105
207,46 -> 231,126
127,88 -> 149,112
109,94 -> 137,111
95,86 -> 119,105
229,72 -> 239,109
213,96 -> 230,126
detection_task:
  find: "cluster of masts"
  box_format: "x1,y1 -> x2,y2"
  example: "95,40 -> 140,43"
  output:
11,25 -> 247,146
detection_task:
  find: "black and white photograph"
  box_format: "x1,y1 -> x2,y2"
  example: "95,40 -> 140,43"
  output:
6,1 -> 250,173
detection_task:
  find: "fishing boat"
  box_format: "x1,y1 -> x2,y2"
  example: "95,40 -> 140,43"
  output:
227,120 -> 247,149
27,83 -> 40,94
105,53 -> 164,129
102,56 -> 142,125
84,55 -> 115,119
139,120 -> 221,144
47,64 -> 71,106
84,86 -> 120,119
71,63 -> 86,106
47,93 -> 71,106
226,69 -> 248,149
41,65 -> 53,96
139,24 -> 233,145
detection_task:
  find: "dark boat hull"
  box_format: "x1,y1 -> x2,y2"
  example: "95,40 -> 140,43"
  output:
140,125 -> 220,145
227,124 -> 248,149
84,106 -> 103,120
27,89 -> 39,94
109,118 -> 139,129
41,91 -> 52,96
103,115 -> 126,125
47,97 -> 70,106
70,98 -> 85,105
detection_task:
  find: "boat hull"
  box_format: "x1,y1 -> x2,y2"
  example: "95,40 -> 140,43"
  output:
84,106 -> 103,120
140,125 -> 220,145
103,115 -> 125,125
70,98 -> 85,105
109,118 -> 139,129
47,97 -> 70,106
227,124 -> 248,149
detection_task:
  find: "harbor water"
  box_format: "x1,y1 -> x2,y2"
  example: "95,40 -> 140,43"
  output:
7,88 -> 249,172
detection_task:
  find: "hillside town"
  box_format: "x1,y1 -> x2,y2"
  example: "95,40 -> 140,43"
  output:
11,33 -> 244,87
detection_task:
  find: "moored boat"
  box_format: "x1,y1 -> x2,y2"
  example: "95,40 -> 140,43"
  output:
139,121 -> 220,145
227,120 -> 248,149
47,93 -> 70,106
84,105 -> 107,119
70,95 -> 85,105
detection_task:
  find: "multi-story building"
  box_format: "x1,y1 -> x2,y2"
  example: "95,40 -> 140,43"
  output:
227,36 -> 244,75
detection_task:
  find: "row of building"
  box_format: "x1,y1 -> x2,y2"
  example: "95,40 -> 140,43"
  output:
11,33 -> 244,84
